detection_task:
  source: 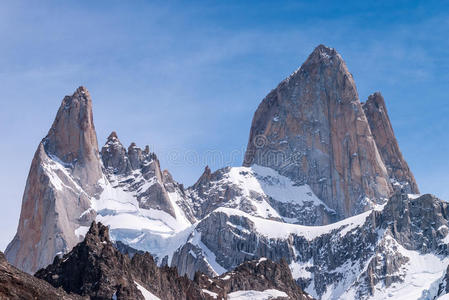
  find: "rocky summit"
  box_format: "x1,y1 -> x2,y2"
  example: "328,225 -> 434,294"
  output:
5,44 -> 446,300
5,86 -> 102,274
243,45 -> 393,223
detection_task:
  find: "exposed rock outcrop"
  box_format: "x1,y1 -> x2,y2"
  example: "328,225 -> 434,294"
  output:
43,86 -> 103,192
100,131 -> 131,175
100,131 -> 190,220
35,222 -> 148,299
438,265 -> 449,298
362,92 -> 419,194
195,258 -> 312,299
0,250 -> 84,300
5,87 -> 101,274
243,45 -> 393,222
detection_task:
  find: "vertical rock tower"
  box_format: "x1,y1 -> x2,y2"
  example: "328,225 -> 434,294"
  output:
244,45 -> 394,221
363,92 -> 419,194
5,87 -> 103,273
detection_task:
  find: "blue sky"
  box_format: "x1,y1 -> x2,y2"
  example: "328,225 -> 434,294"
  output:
0,0 -> 448,250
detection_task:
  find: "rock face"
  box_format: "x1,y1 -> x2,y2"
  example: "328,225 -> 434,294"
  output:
438,266 -> 449,298
243,45 -> 393,222
0,251 -> 84,300
44,86 -> 103,192
5,86 -> 102,274
100,132 -> 181,219
36,221 -> 311,300
362,92 -> 419,194
195,258 -> 312,300
100,131 -> 130,175
35,222 -> 148,300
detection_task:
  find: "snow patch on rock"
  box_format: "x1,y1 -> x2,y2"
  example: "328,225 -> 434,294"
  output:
227,289 -> 288,299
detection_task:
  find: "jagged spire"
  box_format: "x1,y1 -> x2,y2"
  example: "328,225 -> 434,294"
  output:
193,166 -> 213,190
107,131 -> 118,141
5,87 -> 102,274
43,86 -> 103,190
101,131 -> 129,175
363,92 -> 419,194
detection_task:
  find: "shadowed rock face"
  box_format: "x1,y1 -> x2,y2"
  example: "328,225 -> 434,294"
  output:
195,258 -> 313,300
100,131 -> 130,175
244,45 -> 393,222
5,87 -> 101,274
438,266 -> 449,297
35,222 -> 146,300
0,249 -> 84,300
362,92 -> 419,194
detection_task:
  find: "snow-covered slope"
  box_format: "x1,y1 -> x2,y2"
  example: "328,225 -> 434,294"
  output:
227,289 -> 288,299
19,137 -> 449,300
74,133 -> 197,265
187,165 -> 336,225
91,175 -> 194,264
170,192 -> 449,300
86,164 -> 345,268
57,154 -> 449,300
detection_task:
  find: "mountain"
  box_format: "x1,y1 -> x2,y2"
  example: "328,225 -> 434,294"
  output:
5,87 -> 102,274
34,221 -> 311,300
6,44 -> 446,300
243,44 -> 392,223
173,191 -> 449,299
5,88 -> 195,274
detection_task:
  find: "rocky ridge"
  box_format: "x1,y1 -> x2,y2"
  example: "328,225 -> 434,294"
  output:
186,165 -> 335,225
34,221 -> 311,300
173,192 -> 449,299
195,258 -> 312,299
0,250 -> 84,300
35,221 -> 201,300
100,131 -> 194,220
